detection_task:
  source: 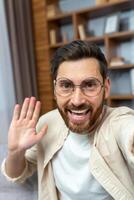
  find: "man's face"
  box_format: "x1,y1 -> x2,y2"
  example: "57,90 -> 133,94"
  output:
54,58 -> 110,134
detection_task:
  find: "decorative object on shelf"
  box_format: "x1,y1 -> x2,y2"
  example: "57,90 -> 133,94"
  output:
49,29 -> 57,45
78,24 -> 86,40
47,4 -> 61,18
96,0 -> 108,5
104,13 -> 120,34
110,56 -> 125,67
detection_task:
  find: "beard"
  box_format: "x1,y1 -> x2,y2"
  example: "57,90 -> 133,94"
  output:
57,98 -> 105,134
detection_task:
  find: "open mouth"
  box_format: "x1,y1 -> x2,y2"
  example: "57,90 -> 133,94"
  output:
69,109 -> 90,115
67,108 -> 91,123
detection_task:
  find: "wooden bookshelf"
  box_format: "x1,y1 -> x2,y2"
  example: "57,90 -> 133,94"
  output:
110,95 -> 134,100
31,0 -> 134,112
109,63 -> 134,70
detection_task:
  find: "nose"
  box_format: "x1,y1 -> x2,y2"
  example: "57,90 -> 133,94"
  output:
70,87 -> 86,106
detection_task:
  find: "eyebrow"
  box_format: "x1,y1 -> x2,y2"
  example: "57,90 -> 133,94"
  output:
56,77 -> 101,82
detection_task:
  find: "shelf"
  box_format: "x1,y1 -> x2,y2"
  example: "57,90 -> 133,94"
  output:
86,36 -> 105,44
110,95 -> 134,100
107,30 -> 134,41
48,32 -> 134,49
76,0 -> 134,19
109,63 -> 134,69
47,12 -> 73,22
47,0 -> 134,21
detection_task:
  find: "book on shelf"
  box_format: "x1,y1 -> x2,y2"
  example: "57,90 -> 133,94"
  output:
49,29 -> 57,45
78,24 -> 86,40
110,56 -> 125,67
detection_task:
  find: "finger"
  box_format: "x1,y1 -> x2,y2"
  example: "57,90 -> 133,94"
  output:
32,101 -> 41,123
35,125 -> 48,143
12,104 -> 21,121
19,98 -> 30,119
26,97 -> 36,120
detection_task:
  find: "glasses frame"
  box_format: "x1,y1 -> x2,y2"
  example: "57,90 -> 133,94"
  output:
54,77 -> 104,97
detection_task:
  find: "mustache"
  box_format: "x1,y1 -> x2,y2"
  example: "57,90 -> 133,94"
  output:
65,104 -> 93,111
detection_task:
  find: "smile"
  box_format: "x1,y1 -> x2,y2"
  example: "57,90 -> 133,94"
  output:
67,109 -> 91,123
69,109 -> 90,115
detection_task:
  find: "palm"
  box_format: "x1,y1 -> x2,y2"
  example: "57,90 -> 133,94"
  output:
8,97 -> 47,152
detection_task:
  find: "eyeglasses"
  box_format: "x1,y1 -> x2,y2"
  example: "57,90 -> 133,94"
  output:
54,77 -> 104,97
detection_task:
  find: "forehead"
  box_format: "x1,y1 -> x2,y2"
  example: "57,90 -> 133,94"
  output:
57,58 -> 102,82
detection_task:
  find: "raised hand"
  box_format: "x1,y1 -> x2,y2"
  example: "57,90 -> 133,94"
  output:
8,97 -> 47,153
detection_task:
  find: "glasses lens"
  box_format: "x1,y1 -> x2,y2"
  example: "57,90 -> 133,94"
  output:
55,79 -> 74,96
81,78 -> 103,96
55,78 -> 103,97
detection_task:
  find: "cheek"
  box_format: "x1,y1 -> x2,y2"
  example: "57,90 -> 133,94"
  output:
89,93 -> 104,107
55,96 -> 68,110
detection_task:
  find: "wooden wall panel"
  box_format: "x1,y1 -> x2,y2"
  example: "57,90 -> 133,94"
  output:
31,0 -> 54,113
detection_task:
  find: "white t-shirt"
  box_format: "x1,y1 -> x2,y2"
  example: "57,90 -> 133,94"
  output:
52,131 -> 114,200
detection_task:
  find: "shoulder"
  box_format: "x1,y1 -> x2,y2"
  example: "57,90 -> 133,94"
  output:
105,106 -> 134,122
99,106 -> 134,136
101,106 -> 134,140
110,106 -> 134,130
96,106 -> 134,143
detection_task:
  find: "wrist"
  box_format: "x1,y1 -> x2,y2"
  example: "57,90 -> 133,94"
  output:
7,149 -> 25,161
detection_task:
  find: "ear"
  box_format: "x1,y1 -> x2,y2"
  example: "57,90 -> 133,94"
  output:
104,77 -> 111,99
53,80 -> 56,99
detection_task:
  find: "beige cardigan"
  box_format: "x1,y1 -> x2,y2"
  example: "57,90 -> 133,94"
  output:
2,106 -> 134,200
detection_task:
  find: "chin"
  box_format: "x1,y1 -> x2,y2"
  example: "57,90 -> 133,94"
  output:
58,108 -> 92,133
67,121 -> 90,134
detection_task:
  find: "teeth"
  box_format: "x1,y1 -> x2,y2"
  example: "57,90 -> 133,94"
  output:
71,109 -> 88,115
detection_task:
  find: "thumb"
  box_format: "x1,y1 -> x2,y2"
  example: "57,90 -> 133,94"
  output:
35,125 -> 48,143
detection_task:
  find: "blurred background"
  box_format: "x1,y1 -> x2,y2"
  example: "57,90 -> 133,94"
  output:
0,0 -> 38,199
0,0 -> 134,199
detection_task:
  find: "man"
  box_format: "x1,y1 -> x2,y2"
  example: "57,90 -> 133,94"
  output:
1,40 -> 134,200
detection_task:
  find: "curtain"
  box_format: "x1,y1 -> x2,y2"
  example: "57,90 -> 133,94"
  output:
4,0 -> 38,103
0,0 -> 38,199
0,0 -> 16,144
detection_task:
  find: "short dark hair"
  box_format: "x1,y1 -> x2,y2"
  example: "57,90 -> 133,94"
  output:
51,40 -> 108,80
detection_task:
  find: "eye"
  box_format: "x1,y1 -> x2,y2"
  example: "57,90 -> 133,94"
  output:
58,80 -> 73,89
83,79 -> 98,89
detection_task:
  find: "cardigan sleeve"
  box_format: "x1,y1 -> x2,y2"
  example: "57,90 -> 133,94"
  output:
112,113 -> 134,169
1,132 -> 38,183
1,157 -> 36,183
